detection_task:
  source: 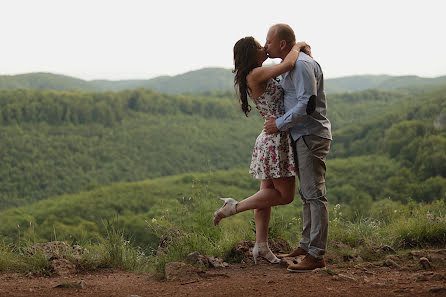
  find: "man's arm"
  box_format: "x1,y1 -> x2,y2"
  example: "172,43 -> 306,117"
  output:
275,60 -> 317,131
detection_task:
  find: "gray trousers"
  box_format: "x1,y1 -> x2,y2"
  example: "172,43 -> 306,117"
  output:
293,135 -> 331,259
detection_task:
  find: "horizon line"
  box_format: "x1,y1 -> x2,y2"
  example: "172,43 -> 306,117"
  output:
1,68 -> 445,82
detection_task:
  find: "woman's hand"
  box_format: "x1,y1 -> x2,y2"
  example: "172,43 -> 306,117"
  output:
295,41 -> 312,58
295,41 -> 307,50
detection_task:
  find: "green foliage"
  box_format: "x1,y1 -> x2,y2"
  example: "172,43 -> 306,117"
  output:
0,170 -> 257,247
327,199 -> 446,262
1,181 -> 445,275
0,243 -> 20,272
328,89 -> 407,130
330,87 -> 446,204
96,218 -> 152,271
1,74 -> 445,274
0,88 -> 264,209
331,87 -> 446,158
0,223 -> 153,275
0,241 -> 53,275
0,165 -> 444,251
1,85 -> 445,210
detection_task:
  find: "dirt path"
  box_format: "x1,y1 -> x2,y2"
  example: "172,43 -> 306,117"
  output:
1,263 -> 445,297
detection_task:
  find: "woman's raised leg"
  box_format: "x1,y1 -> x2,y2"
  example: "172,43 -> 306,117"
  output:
213,176 -> 295,225
236,176 -> 295,213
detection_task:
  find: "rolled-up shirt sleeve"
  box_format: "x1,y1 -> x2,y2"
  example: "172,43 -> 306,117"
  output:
276,61 -> 317,131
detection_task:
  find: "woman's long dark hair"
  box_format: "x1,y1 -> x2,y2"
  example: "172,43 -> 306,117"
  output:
233,36 -> 259,117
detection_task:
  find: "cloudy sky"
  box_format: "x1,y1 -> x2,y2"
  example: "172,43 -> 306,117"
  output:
1,0 -> 445,80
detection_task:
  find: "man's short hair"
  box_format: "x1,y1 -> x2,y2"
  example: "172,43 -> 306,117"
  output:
271,24 -> 296,46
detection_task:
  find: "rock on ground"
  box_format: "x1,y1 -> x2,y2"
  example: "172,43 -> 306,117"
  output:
164,262 -> 203,282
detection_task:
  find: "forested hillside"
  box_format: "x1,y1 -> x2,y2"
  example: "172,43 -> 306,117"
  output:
1,84 -> 445,212
0,88 -> 260,209
0,158 -> 443,248
1,70 -> 446,94
0,80 -> 445,250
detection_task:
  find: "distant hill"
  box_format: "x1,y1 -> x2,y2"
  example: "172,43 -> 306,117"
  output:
93,68 -> 235,93
1,69 -> 445,94
0,68 -> 235,94
324,74 -> 446,93
0,72 -> 99,92
324,75 -> 392,93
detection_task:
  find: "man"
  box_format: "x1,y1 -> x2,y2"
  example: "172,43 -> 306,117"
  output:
263,24 -> 332,272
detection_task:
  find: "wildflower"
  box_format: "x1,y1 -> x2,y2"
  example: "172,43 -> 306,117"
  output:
151,218 -> 157,223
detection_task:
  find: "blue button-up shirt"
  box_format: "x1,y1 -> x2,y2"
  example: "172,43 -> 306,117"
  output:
275,52 -> 332,141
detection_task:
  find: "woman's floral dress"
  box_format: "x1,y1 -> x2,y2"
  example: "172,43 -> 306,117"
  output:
249,79 -> 296,179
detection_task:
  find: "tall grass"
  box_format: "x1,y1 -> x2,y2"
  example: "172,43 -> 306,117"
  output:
146,178 -> 254,275
326,199 -> 446,261
1,177 -> 445,275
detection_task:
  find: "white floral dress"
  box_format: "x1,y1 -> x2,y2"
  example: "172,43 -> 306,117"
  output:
249,79 -> 296,179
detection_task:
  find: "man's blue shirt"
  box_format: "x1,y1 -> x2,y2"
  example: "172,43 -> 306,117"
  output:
275,52 -> 332,141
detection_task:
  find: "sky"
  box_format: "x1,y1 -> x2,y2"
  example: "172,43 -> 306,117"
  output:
1,0 -> 445,80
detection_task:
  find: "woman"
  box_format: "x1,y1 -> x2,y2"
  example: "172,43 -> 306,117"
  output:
213,36 -> 309,264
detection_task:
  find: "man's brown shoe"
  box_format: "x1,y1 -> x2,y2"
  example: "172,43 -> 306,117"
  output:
286,254 -> 326,273
277,247 -> 308,259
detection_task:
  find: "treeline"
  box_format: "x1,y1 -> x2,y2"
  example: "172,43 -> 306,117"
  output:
0,88 -> 236,126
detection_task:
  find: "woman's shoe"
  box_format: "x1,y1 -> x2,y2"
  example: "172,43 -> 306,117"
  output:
252,242 -> 280,264
213,198 -> 238,226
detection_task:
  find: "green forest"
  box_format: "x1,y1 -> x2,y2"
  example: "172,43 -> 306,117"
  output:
0,72 -> 445,251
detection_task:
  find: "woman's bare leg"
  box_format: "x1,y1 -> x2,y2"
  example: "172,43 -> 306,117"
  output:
236,176 -> 295,213
254,180 -> 274,243
214,176 -> 295,227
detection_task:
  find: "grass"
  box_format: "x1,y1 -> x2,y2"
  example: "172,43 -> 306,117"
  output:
1,179 -> 445,276
326,199 -> 446,262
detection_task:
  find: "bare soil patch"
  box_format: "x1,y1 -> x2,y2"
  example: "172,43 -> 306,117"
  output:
1,262 -> 445,297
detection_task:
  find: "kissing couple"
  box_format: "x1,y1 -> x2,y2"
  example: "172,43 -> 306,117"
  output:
213,24 -> 332,272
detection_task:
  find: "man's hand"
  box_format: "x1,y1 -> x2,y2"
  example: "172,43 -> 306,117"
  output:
264,117 -> 279,134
